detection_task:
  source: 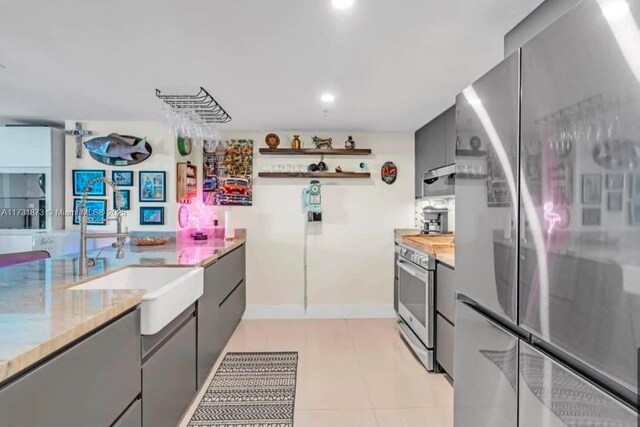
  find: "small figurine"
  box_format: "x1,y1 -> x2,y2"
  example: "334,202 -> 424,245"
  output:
317,155 -> 328,172
345,136 -> 355,149
335,166 -> 343,173
470,135 -> 481,151
312,136 -> 333,149
359,162 -> 368,172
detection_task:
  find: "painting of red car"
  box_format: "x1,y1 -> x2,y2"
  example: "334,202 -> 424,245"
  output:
215,177 -> 253,205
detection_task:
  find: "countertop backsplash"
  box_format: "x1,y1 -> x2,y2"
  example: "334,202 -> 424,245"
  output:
415,197 -> 456,232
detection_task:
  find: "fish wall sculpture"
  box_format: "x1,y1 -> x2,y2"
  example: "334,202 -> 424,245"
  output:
84,133 -> 153,166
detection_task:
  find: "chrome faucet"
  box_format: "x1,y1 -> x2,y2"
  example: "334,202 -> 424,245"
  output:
79,176 -> 130,276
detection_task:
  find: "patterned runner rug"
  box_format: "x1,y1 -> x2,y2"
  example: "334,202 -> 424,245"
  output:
187,352 -> 298,427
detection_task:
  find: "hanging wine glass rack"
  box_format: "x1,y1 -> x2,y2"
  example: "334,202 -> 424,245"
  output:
155,87 -> 232,124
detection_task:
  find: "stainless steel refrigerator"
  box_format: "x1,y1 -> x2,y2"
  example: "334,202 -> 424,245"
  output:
454,0 -> 640,425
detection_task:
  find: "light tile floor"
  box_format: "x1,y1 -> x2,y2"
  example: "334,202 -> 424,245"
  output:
179,318 -> 453,427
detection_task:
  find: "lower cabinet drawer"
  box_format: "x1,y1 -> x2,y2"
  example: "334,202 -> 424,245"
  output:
113,398 -> 142,427
219,279 -> 246,344
142,315 -> 197,427
436,263 -> 455,322
0,310 -> 141,427
436,313 -> 455,378
206,245 -> 246,305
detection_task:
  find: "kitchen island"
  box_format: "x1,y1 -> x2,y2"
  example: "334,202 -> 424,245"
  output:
0,231 -> 246,427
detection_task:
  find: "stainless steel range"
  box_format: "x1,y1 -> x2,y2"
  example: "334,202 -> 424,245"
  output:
395,243 -> 435,371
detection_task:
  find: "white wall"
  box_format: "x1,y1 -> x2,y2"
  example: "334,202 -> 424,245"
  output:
64,124 -> 415,317
216,131 -> 415,318
64,121 -> 199,231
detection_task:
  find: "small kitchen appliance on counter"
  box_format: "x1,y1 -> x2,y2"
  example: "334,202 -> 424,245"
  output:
422,207 -> 449,234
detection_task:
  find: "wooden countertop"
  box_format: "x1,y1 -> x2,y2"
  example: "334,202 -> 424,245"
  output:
396,231 -> 456,268
0,231 -> 246,384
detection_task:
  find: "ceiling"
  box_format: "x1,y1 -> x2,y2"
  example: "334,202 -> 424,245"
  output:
0,0 -> 543,132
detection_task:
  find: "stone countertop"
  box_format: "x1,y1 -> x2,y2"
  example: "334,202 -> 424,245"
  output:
436,254 -> 455,268
0,231 -> 246,384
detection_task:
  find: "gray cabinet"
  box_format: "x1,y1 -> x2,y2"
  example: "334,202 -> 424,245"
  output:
414,123 -> 430,198
197,244 -> 246,388
436,262 -> 455,378
0,310 -> 141,427
436,314 -> 454,378
113,398 -> 142,427
424,116 -> 446,174
443,106 -> 456,166
142,314 -> 197,427
414,105 -> 456,198
436,262 -> 455,323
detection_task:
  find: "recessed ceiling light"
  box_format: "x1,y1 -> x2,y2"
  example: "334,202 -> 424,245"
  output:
321,93 -> 336,103
332,0 -> 354,10
601,0 -> 630,20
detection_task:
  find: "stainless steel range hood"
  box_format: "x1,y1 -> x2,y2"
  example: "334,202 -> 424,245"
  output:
421,164 -> 455,198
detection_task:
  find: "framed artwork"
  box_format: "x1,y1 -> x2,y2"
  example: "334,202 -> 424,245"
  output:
73,170 -> 105,196
630,173 -> 640,199
607,192 -> 623,212
606,174 -> 624,191
139,171 -> 166,202
114,189 -> 130,211
581,174 -> 602,205
582,207 -> 601,226
140,206 -> 164,225
630,201 -> 640,225
73,198 -> 107,225
112,170 -> 134,187
203,139 -> 254,206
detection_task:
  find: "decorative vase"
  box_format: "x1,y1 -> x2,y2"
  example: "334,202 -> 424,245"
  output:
291,135 -> 302,150
345,136 -> 355,149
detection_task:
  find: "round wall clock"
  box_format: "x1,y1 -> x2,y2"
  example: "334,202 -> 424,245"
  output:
177,136 -> 193,156
178,204 -> 189,228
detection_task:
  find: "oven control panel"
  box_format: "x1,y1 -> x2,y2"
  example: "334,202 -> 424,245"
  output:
396,244 -> 435,270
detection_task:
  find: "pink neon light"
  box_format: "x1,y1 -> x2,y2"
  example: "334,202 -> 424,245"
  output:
189,201 -> 206,232
543,202 -> 561,235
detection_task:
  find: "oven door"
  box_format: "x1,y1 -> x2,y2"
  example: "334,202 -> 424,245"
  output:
397,258 -> 433,348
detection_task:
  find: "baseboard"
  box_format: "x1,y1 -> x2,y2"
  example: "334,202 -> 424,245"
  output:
242,304 -> 396,320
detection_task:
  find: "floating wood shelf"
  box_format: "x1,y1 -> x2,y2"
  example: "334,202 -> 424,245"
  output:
259,148 -> 372,156
258,172 -> 371,179
456,173 -> 487,180
455,149 -> 487,157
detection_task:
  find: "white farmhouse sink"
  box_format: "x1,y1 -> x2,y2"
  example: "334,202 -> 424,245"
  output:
71,267 -> 204,335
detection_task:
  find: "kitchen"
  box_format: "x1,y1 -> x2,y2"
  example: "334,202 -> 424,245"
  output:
1,0 -> 639,426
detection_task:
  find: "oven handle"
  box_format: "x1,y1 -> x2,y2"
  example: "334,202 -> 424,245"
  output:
396,259 -> 428,282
